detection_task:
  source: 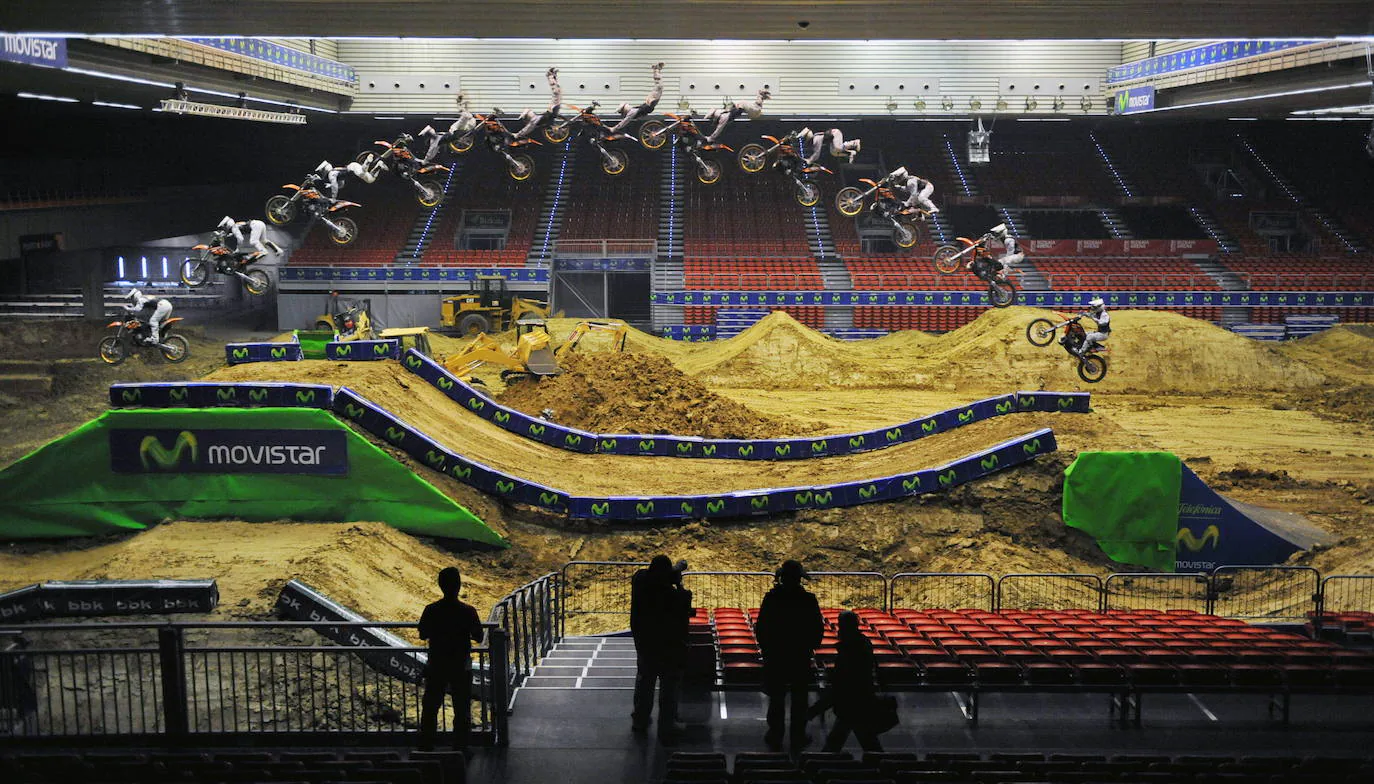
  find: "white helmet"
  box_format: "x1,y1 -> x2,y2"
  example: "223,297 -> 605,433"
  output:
617,102 -> 631,116
1089,297 -> 1105,309
316,161 -> 333,176
990,223 -> 1008,238
125,288 -> 141,301
519,109 -> 535,122
218,216 -> 234,231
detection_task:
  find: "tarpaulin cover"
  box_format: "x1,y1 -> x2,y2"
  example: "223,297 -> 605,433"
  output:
0,407 -> 503,546
1063,451 -> 1181,571
294,330 -> 333,360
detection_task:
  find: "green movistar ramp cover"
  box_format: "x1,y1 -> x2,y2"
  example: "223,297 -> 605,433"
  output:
1062,451 -> 1180,571
0,407 -> 504,546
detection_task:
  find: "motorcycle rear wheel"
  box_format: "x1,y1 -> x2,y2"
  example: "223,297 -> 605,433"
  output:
601,148 -> 628,175
544,124 -> 570,144
329,217 -> 359,245
244,270 -> 271,296
160,334 -> 190,363
738,143 -> 767,173
894,221 -> 918,249
508,154 -> 535,181
697,158 -> 722,185
416,179 -> 443,207
795,181 -> 820,207
1025,318 -> 1058,347
835,187 -> 865,217
988,279 -> 1017,308
181,260 -> 211,288
1078,354 -> 1108,383
354,150 -> 375,166
98,336 -> 126,366
448,133 -> 475,154
933,244 -> 962,275
639,120 -> 666,149
265,195 -> 295,225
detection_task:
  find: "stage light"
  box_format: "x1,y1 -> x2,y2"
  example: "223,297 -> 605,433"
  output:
159,98 -> 307,124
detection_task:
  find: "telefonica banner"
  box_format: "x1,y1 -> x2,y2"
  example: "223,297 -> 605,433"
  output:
1114,85 -> 1155,115
1,35 -> 67,68
109,428 -> 348,475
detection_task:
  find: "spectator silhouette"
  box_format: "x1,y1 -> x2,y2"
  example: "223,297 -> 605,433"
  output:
755,559 -> 823,751
417,566 -> 485,753
631,555 -> 693,742
819,610 -> 884,752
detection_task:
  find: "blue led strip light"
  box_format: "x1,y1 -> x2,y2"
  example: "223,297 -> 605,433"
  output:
668,143 -> 678,255
797,137 -> 826,259
540,140 -> 571,260
1237,135 -> 1358,253
1090,132 -> 1132,198
944,136 -> 972,196
411,164 -> 458,262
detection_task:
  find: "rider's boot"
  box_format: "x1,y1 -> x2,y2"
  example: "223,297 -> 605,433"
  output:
847,139 -> 860,162
265,241 -> 283,254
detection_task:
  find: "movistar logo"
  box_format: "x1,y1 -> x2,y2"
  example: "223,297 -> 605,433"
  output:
343,403 -> 365,419
140,431 -> 198,470
1019,395 -> 1034,408
706,499 -> 725,514
170,387 -> 188,402
540,492 -> 560,506
677,442 -> 692,454
121,389 -> 141,403
495,480 -> 515,494
980,455 -> 999,470
939,469 -> 957,487
565,434 -> 582,447
451,464 -> 472,479
336,344 -> 353,357
591,502 -> 610,516
858,485 -> 877,499
702,444 -> 717,457
600,438 -> 617,451
957,409 -> 974,423
921,420 -> 936,433
295,390 -> 316,404
249,388 -> 268,403
849,435 -> 865,448
885,428 -> 902,442
232,347 -> 248,360
680,501 -> 694,514
468,398 -> 484,411
635,501 -> 655,515
902,476 -> 921,492
1058,397 -> 1073,409
812,440 -> 827,453
271,347 -> 287,359
995,401 -> 1012,414
405,354 -> 422,369
750,497 -> 769,510
494,410 -> 510,424
639,439 -> 655,452
425,450 -> 445,468
775,444 -> 790,457
738,444 -> 753,457
1176,525 -> 1220,551
217,388 -> 236,402
373,342 -> 389,355
814,490 -> 833,506
529,423 -> 546,436
1023,438 -> 1042,455
1115,92 -> 1129,113
794,490 -> 813,506
385,426 -> 405,444
437,376 -> 454,390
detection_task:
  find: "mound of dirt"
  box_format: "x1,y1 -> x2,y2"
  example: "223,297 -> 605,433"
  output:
675,311 -> 923,389
1280,324 -> 1374,385
497,351 -> 806,438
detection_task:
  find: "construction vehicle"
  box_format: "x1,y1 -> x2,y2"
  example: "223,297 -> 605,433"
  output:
313,292 -> 433,355
555,319 -> 629,357
440,274 -> 559,336
443,318 -> 560,383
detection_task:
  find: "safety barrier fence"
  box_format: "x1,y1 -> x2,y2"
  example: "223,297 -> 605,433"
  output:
0,622 -> 508,744
488,573 -> 559,712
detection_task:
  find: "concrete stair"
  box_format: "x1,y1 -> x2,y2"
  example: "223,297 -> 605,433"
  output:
527,141 -> 576,266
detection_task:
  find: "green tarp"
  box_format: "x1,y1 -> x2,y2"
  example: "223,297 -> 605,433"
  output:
0,407 -> 505,546
1062,451 -> 1181,571
293,330 -> 334,360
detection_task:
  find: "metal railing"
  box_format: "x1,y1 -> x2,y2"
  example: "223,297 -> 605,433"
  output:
553,239 -> 658,257
997,574 -> 1106,612
560,561 -> 646,637
488,572 -> 559,709
680,270 -> 1371,293
1104,572 -> 1212,613
0,621 -> 508,743
890,573 -> 997,612
1209,565 -> 1321,625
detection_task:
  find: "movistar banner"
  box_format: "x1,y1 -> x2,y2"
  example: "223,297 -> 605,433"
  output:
1114,85 -> 1156,114
109,428 -> 347,475
280,266 -> 547,283
1,35 -> 66,68
1174,464 -> 1303,572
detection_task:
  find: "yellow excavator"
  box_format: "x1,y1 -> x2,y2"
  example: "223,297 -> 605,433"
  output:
555,319 -> 629,357
440,274 -> 561,335
443,318 -> 561,383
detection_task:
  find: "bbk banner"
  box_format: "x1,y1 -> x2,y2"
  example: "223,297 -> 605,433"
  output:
109,428 -> 348,475
1113,85 -> 1155,114
1,35 -> 67,68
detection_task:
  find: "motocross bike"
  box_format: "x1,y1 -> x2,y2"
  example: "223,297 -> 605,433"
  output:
834,176 -> 924,248
354,137 -> 449,206
736,132 -> 831,206
932,234 -> 1018,308
264,180 -> 361,245
98,315 -> 189,365
182,234 -> 272,295
448,112 -> 538,181
1025,313 -> 1109,383
638,113 -> 728,184
554,102 -> 630,175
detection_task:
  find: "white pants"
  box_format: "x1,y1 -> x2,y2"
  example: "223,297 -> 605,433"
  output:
233,220 -> 271,255
998,252 -> 1024,277
805,129 -> 858,164
904,181 -> 937,214
148,300 -> 173,343
1080,331 -> 1107,354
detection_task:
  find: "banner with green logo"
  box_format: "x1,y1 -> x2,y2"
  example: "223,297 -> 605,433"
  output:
0,408 -> 503,546
1062,451 -> 1180,571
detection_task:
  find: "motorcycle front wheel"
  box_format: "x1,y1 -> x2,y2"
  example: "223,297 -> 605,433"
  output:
265,195 -> 295,225
835,187 -> 865,217
697,158 -> 722,185
448,133 -> 475,154
416,179 -> 443,207
508,154 -> 535,181
354,150 -> 375,166
1078,354 -> 1108,383
933,244 -> 962,275
601,148 -> 628,176
795,181 -> 820,207
98,336 -> 127,366
329,217 -> 359,245
544,123 -> 570,144
639,120 -> 666,149
988,279 -> 1017,308
1025,318 -> 1058,347
894,221 -> 918,249
181,259 -> 211,288
160,334 -> 190,363
738,143 -> 767,173
244,269 -> 271,296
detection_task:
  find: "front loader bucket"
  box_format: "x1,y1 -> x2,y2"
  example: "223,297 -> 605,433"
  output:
524,348 -> 560,376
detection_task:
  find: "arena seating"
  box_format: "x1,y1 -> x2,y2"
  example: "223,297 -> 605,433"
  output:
1017,210 -> 1111,239
0,749 -> 465,784
974,127 -> 1119,205
421,153 -> 541,265
684,258 -> 824,290
683,161 -> 811,257
1216,255 -> 1374,290
1031,256 -> 1221,291
293,178 -> 420,259
1117,205 -> 1210,239
845,258 -> 988,291
558,148 -> 659,240
852,306 -> 989,332
659,750 -> 1374,784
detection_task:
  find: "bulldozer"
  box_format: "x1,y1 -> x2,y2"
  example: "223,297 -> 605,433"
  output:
312,292 -> 433,355
439,274 -> 559,336
443,318 -> 561,383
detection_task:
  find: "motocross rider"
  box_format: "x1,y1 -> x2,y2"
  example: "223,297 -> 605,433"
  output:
123,288 -> 174,346
312,160 -> 348,200
609,62 -> 666,133
703,88 -> 771,143
986,223 -> 1022,281
797,127 -> 861,164
347,133 -> 419,184
513,67 -> 562,140
1077,298 -> 1111,356
217,216 -> 281,261
415,93 -> 480,164
889,166 -> 939,215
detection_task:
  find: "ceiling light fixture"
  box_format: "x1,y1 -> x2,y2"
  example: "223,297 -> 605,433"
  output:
17,91 -> 78,103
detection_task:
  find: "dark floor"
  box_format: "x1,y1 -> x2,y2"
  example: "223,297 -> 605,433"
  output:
467,637 -> 1374,784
